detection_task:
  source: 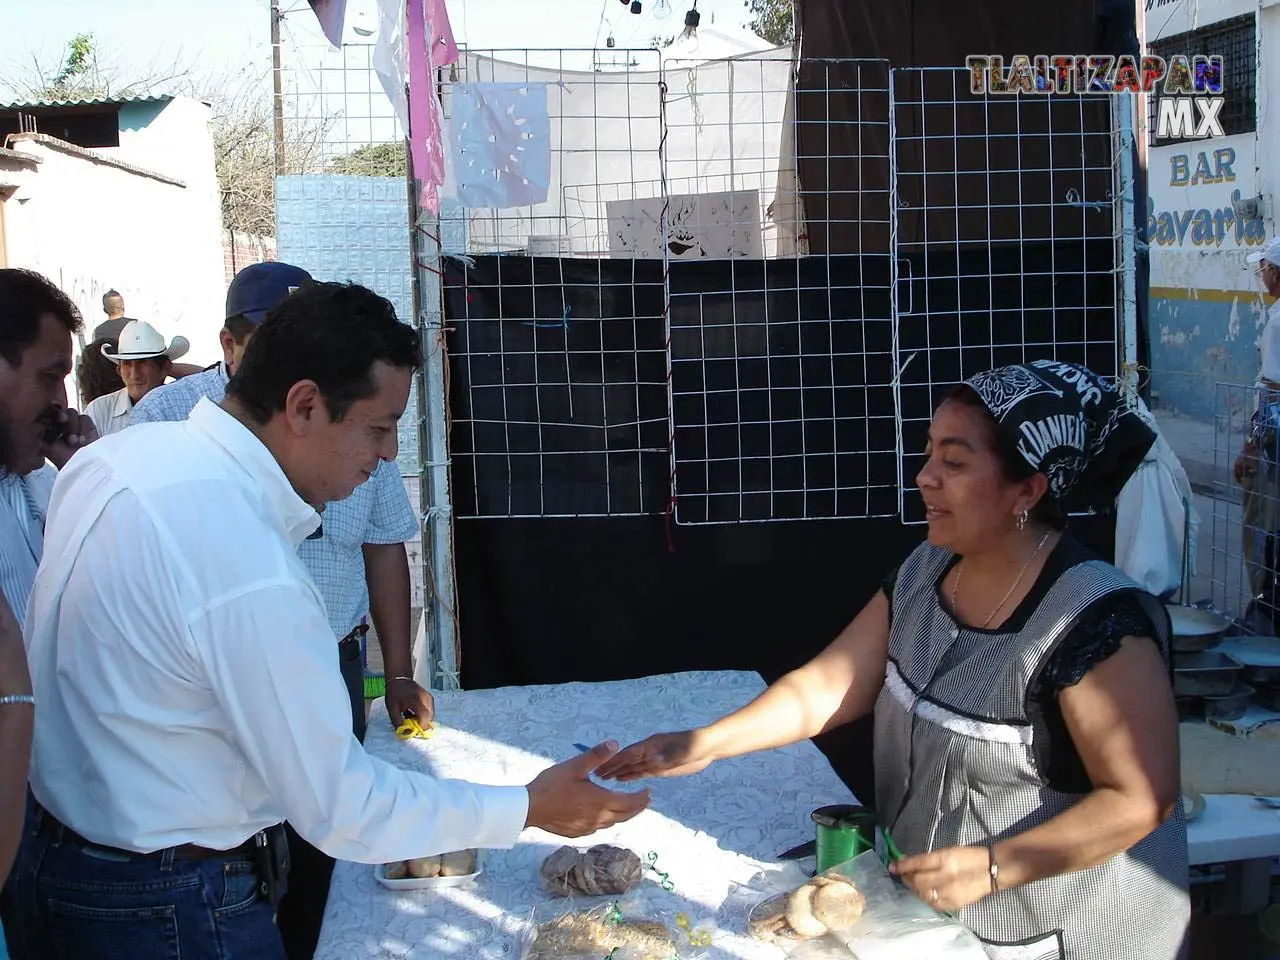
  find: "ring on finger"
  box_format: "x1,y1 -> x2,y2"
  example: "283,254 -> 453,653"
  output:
931,888 -> 940,903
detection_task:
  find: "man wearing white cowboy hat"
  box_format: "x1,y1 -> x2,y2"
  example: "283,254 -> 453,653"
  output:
84,321 -> 189,438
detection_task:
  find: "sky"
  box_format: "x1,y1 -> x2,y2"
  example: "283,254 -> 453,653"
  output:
0,0 -> 767,103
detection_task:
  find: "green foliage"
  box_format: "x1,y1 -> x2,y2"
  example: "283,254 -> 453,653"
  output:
743,0 -> 795,46
328,142 -> 407,178
50,33 -> 95,93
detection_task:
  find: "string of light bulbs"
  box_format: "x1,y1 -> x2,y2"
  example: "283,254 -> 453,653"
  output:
609,0 -> 674,26
601,0 -> 697,53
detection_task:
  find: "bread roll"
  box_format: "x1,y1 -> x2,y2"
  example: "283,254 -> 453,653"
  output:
439,849 -> 477,876
383,860 -> 409,880
785,882 -> 829,938
812,878 -> 865,930
407,855 -> 442,878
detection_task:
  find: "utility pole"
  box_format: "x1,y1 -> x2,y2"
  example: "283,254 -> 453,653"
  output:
271,0 -> 285,175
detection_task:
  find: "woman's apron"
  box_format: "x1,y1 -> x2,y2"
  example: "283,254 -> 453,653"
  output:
874,541 -> 1189,960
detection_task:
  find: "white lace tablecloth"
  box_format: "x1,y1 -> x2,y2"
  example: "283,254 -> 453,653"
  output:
315,670 -> 859,959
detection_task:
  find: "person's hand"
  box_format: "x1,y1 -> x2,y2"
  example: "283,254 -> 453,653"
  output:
1236,439 -> 1261,484
525,741 -> 651,837
1236,447 -> 1258,484
594,729 -> 716,781
45,408 -> 97,469
890,845 -> 994,912
386,677 -> 435,726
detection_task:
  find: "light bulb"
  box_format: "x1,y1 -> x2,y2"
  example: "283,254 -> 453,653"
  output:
653,0 -> 672,18
679,7 -> 700,40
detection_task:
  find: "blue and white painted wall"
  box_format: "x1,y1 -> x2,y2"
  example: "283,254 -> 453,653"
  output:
1146,0 -> 1280,420
1148,135 -> 1268,418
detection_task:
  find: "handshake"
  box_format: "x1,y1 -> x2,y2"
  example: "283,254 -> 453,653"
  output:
522,740 -> 651,837
522,731 -> 712,838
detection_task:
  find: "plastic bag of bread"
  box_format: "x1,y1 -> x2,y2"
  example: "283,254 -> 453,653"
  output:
540,844 -> 642,897
746,852 -> 988,959
832,851 -> 987,959
746,868 -> 867,944
517,888 -> 707,960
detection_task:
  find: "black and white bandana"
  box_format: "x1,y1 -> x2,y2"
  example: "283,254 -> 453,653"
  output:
963,360 -> 1155,511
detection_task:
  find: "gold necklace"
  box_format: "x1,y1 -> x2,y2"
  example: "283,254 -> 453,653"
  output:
949,530 -> 1052,639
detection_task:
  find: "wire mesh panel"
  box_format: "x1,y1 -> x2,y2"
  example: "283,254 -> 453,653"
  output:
1210,381 -> 1267,627
279,37 -> 404,175
891,68 -> 1123,522
436,50 -> 674,518
439,48 -> 664,256
276,30 -> 421,472
443,255 -> 670,517
666,57 -> 900,524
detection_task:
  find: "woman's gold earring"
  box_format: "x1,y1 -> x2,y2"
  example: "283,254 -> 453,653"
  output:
1016,509 -> 1028,531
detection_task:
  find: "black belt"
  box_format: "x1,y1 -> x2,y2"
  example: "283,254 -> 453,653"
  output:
38,805 -> 267,862
38,807 -> 292,906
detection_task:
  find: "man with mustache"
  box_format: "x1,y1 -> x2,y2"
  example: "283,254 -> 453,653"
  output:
0,269 -> 97,627
0,268 -> 90,959
0,410 -> 34,901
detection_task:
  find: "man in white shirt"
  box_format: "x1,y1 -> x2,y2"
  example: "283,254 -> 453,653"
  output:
83,320 -> 190,437
132,263 -> 429,737
130,262 -> 433,958
0,269 -> 98,628
1235,238 -> 1280,616
6,281 -> 649,960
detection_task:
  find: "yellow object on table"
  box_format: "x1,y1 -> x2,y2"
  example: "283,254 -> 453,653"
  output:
675,912 -> 714,947
395,715 -> 435,740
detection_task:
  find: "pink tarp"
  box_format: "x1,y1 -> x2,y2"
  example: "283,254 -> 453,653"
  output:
407,0 -> 459,213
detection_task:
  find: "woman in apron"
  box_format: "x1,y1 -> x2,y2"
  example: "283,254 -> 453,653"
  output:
600,361 -> 1189,960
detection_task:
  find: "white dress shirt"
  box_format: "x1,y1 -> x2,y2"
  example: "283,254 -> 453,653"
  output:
127,363 -> 418,637
84,387 -> 134,437
26,398 -> 528,858
0,466 -> 54,629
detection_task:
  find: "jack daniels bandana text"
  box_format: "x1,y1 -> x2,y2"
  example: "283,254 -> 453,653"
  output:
963,360 -> 1155,513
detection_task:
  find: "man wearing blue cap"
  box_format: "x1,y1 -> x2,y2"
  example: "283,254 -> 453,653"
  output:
130,262 -> 433,958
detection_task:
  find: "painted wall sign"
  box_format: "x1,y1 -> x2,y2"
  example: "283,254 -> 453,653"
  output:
1146,146 -> 1266,248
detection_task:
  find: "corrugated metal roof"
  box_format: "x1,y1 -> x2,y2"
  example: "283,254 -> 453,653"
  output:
0,94 -> 174,110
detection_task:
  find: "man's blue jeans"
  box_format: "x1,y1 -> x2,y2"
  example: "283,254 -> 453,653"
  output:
4,811 -> 286,960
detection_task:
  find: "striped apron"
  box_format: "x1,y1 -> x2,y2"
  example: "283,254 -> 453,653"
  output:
874,542 -> 1189,960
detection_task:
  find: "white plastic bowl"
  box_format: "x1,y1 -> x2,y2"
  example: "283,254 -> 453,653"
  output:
375,851 -> 484,890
